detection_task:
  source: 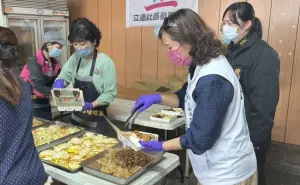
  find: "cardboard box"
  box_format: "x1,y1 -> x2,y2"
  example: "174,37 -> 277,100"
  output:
168,76 -> 185,91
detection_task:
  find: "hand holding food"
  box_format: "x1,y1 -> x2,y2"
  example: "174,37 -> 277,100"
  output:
139,141 -> 165,152
83,102 -> 94,111
52,79 -> 65,88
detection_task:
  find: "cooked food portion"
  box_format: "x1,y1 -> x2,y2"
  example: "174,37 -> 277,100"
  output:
161,108 -> 184,117
32,125 -> 81,146
133,130 -> 155,142
151,113 -> 175,119
163,108 -> 183,112
39,133 -> 119,170
97,148 -> 152,179
122,130 -> 155,142
32,118 -> 46,127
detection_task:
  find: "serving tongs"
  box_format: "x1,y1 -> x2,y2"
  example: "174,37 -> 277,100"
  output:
104,116 -> 142,152
124,104 -> 142,130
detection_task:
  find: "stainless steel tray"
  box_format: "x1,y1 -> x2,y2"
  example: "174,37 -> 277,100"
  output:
40,133 -> 120,173
42,159 -> 80,173
33,121 -> 85,152
82,144 -> 164,185
32,117 -> 51,128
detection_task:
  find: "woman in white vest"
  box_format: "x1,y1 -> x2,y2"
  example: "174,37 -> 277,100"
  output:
131,9 -> 257,185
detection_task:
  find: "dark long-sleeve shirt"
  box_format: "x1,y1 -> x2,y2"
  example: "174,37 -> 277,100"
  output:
177,71 -> 234,155
228,32 -> 280,146
0,80 -> 47,185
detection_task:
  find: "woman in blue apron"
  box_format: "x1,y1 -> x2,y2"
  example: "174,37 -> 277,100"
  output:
53,18 -> 117,136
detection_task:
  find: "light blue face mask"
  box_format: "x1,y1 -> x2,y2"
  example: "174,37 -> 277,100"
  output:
49,47 -> 62,58
76,46 -> 93,58
222,25 -> 240,45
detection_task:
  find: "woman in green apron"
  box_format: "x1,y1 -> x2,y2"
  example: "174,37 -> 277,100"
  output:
53,18 -> 117,136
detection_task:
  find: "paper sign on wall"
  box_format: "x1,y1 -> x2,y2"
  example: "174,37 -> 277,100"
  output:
126,0 -> 198,28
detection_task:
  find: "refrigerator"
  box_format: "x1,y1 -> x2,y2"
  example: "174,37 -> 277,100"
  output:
2,0 -> 70,74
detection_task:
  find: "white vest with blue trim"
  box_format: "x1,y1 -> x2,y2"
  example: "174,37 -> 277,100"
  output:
185,55 -> 257,185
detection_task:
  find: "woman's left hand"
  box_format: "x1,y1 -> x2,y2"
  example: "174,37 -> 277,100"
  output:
82,102 -> 94,111
139,141 -> 165,152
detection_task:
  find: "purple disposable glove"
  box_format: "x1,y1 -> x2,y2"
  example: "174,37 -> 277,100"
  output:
131,94 -> 162,113
53,79 -> 65,88
139,141 -> 165,152
82,102 -> 94,111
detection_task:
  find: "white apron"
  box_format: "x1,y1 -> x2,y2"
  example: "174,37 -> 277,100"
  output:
184,56 -> 257,185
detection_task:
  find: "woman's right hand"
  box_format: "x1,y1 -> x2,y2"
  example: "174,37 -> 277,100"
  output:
52,79 -> 65,88
131,94 -> 162,113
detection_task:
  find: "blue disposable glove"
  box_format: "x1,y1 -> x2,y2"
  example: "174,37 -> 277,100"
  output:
82,102 -> 94,111
139,141 -> 165,152
53,79 -> 65,88
131,94 -> 162,113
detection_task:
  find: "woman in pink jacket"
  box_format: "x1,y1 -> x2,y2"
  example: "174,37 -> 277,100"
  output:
20,30 -> 66,120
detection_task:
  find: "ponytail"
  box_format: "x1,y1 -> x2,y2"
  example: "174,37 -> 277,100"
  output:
223,2 -> 263,39
251,17 -> 262,39
0,64 -> 22,106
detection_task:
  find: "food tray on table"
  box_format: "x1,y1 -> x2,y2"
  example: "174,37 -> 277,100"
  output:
32,121 -> 85,152
32,117 -> 51,128
39,132 -> 119,172
150,112 -> 183,122
82,144 -> 164,185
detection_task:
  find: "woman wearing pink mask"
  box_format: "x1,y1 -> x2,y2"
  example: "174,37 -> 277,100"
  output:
132,9 -> 257,185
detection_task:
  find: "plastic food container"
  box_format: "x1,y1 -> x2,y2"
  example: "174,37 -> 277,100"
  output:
51,88 -> 84,111
161,108 -> 184,116
150,112 -> 177,122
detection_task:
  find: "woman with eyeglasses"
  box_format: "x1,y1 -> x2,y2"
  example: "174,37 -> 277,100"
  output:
131,9 -> 257,185
221,3 -> 280,185
53,18 -> 117,136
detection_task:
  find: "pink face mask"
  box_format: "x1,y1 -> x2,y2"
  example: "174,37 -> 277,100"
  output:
168,49 -> 192,67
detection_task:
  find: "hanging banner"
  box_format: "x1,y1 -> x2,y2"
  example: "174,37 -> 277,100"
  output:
126,0 -> 198,28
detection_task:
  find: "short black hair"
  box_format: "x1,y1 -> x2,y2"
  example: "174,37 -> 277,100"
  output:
68,18 -> 102,47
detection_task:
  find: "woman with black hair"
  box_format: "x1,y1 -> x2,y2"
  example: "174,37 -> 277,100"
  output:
20,30 -> 65,120
0,27 -> 51,185
53,18 -> 117,136
221,2 -> 280,185
131,9 -> 257,185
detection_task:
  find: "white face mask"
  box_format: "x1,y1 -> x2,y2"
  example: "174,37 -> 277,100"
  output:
222,25 -> 240,45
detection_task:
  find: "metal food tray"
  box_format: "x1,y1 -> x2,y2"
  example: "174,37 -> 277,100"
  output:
32,117 -> 51,128
40,133 -> 120,173
82,144 -> 164,185
33,121 -> 85,152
